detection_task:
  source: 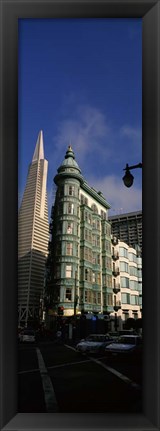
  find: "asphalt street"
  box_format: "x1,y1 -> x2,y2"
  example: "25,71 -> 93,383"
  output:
18,341 -> 142,413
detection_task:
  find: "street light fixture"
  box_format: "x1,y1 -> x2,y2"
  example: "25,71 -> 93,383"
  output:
122,163 -> 142,188
74,270 -> 78,317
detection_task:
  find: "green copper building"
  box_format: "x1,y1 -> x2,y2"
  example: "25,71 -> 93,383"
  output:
45,146 -> 113,317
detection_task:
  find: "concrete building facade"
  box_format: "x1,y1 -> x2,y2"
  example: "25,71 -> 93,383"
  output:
45,146 -> 114,317
110,237 -> 142,331
18,131 -> 49,326
109,211 -> 142,254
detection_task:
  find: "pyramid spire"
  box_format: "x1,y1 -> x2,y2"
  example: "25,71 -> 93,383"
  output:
32,130 -> 44,162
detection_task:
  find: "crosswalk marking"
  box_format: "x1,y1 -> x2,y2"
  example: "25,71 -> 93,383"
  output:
18,367 -> 39,375
48,358 -> 91,370
89,356 -> 141,390
19,344 -> 141,393
65,344 -> 141,390
18,357 -> 91,374
36,347 -> 58,412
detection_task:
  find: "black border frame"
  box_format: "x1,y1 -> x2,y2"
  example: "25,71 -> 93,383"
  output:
0,1 -> 160,430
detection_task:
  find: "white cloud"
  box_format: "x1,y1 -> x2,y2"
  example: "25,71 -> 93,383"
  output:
46,102 -> 142,216
48,103 -> 142,168
48,104 -> 112,169
120,125 -> 142,142
87,174 -> 142,214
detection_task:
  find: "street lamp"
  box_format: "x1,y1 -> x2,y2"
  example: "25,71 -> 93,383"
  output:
122,163 -> 142,187
114,312 -> 118,332
74,270 -> 79,317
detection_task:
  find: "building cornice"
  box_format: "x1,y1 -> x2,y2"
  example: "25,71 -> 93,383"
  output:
81,181 -> 111,210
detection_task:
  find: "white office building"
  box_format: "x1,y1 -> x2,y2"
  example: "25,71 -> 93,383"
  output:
18,131 -> 49,326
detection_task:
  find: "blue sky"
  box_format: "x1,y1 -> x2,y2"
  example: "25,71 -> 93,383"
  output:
18,18 -> 142,217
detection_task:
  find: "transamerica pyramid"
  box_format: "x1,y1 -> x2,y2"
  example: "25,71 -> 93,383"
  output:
18,131 -> 49,327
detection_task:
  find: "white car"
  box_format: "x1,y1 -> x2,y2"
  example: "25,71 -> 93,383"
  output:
105,335 -> 142,359
76,334 -> 114,354
20,329 -> 36,343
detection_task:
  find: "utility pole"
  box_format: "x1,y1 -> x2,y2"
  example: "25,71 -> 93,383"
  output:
74,270 -> 78,317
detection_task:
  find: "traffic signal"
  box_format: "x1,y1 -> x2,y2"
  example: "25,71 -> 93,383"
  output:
58,306 -> 64,316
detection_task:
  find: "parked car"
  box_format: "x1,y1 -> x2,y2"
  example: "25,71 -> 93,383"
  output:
105,335 -> 142,360
76,333 -> 114,354
108,331 -> 119,341
118,329 -> 136,336
20,329 -> 36,343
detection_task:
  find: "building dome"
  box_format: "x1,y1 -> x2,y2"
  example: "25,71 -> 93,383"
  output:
57,146 -> 81,173
54,145 -> 84,185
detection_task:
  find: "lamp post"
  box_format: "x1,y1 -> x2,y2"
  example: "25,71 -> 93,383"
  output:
122,163 -> 142,187
114,312 -> 117,331
74,270 -> 78,317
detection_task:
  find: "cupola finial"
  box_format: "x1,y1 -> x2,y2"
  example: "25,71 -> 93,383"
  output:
65,145 -> 75,159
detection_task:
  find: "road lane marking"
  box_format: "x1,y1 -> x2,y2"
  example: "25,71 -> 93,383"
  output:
65,344 -> 141,390
89,357 -> 141,390
36,348 -> 58,412
18,368 -> 39,375
19,344 -> 141,391
64,343 -> 77,351
18,359 -> 91,375
48,358 -> 91,370
18,355 -> 140,391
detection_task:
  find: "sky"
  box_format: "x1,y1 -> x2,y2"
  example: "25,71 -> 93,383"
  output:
18,18 -> 142,218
